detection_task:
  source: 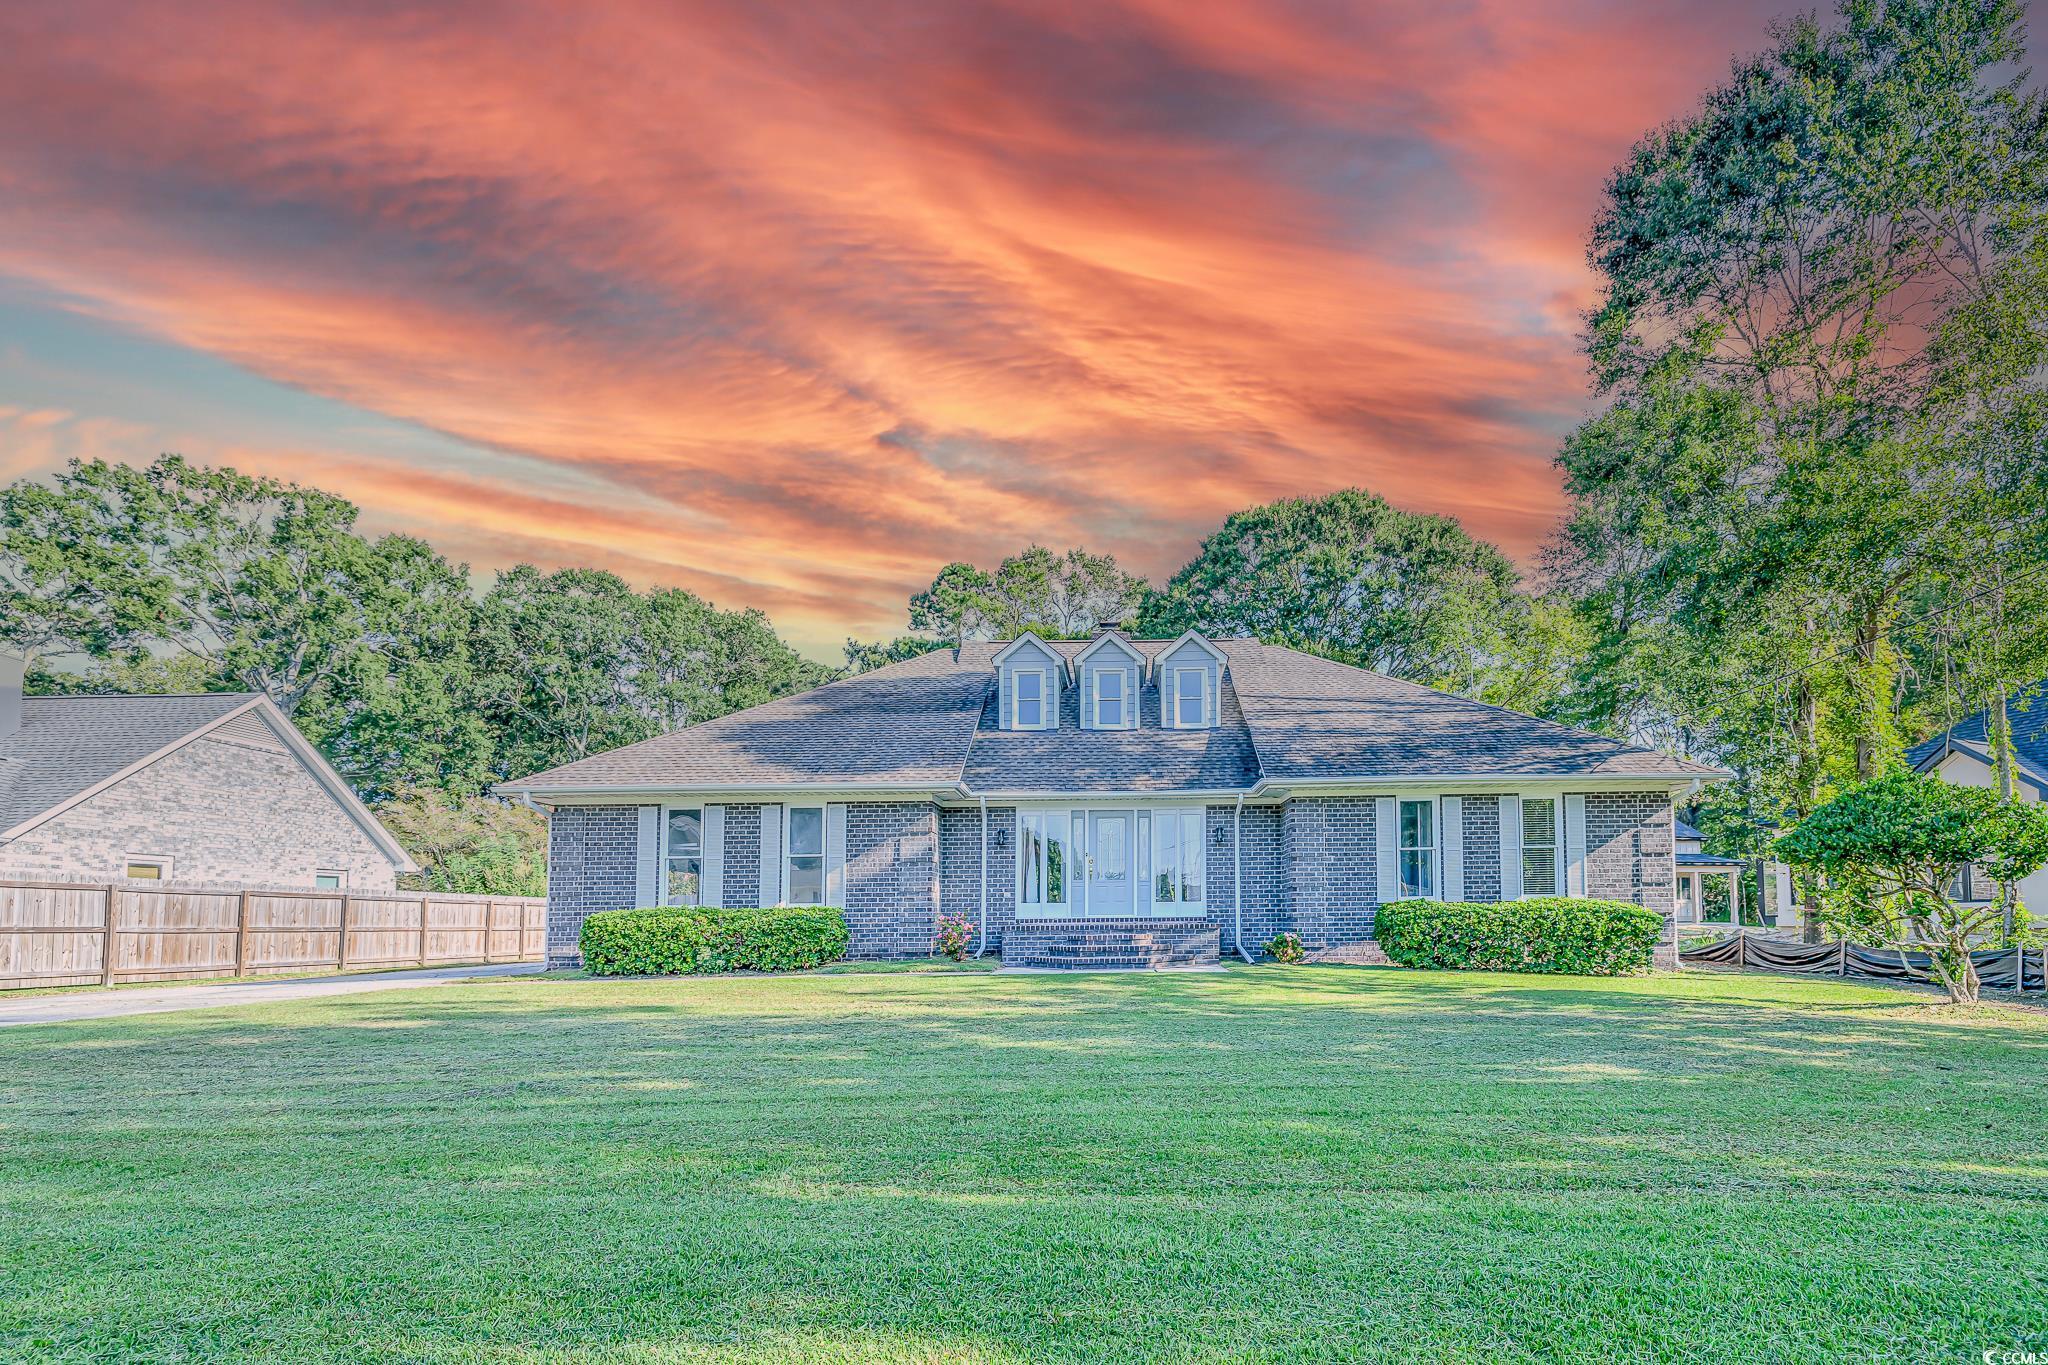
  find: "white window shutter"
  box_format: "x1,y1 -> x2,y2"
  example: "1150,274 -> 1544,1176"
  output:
1565,794 -> 1588,897
634,806 -> 660,907
1205,670 -> 1217,728
1441,797 -> 1464,902
825,803 -> 848,905
1375,795 -> 1399,903
1500,795 -> 1523,901
759,804 -> 783,907
701,805 -> 726,908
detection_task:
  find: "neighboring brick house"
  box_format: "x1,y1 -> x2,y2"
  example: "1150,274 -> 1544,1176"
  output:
0,657 -> 416,891
505,629 -> 1725,968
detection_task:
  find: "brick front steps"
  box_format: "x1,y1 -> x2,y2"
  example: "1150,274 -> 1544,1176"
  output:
1000,918 -> 1220,969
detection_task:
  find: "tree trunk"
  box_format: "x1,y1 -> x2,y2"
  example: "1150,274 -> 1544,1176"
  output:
1794,678 -> 1824,944
1989,680 -> 2019,942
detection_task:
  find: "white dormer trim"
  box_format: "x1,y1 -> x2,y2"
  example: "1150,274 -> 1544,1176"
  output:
1089,665 -> 1135,730
1156,630 -> 1228,670
1073,631 -> 1143,667
992,631 -> 1065,672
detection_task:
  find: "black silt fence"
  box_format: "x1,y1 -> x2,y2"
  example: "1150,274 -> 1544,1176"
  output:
1680,930 -> 2047,991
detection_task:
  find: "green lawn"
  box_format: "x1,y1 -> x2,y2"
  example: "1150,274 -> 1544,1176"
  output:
1,967 -> 2044,1363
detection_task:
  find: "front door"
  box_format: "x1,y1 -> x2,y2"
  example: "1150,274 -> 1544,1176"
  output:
1085,811 -> 1134,917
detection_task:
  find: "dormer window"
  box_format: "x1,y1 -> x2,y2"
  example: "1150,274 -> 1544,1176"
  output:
1171,669 -> 1204,727
1094,669 -> 1126,728
1157,631 -> 1225,730
1013,669 -> 1048,729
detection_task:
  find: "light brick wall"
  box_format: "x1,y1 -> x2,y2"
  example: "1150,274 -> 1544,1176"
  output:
0,732 -> 397,891
544,804 -> 639,966
721,803 -> 763,908
843,800 -> 940,958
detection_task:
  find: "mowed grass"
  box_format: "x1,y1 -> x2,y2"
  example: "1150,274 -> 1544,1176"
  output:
2,967 -> 2045,1363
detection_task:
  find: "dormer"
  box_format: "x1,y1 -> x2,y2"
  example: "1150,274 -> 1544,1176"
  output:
991,633 -> 1062,731
1075,631 -> 1142,731
1156,632 -> 1226,730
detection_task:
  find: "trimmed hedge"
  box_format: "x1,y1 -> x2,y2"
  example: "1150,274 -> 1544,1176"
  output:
1376,896 -> 1662,976
579,905 -> 850,976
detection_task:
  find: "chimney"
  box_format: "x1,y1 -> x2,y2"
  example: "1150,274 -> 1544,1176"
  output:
0,653 -> 20,742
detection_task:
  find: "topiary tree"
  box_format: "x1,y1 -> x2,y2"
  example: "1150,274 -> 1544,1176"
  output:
1774,769 -> 2048,1003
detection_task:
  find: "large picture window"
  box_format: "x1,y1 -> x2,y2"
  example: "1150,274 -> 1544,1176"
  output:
786,806 -> 825,905
1018,811 -> 1070,907
665,807 -> 703,906
1520,797 -> 1558,896
1399,799 -> 1435,899
1152,808 -> 1205,906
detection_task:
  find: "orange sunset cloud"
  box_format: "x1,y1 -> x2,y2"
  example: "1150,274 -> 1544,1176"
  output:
0,0 -> 1819,654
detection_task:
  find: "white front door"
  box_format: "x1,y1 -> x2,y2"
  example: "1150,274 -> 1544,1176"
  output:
1085,810 -> 1134,917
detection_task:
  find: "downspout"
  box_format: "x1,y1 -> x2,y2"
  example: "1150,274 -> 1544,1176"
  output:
1233,794 -> 1252,963
976,795 -> 990,958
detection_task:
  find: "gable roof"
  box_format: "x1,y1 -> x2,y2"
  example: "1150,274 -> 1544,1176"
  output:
0,692 -> 416,870
1906,682 -> 2048,795
506,637 -> 1722,797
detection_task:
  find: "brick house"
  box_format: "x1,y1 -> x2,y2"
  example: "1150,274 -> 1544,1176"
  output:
0,657 -> 417,892
505,630 -> 1725,968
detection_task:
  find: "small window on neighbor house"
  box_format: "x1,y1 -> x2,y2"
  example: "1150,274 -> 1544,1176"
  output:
1521,798 -> 1559,896
1095,669 -> 1126,728
1172,668 -> 1206,728
124,860 -> 165,881
314,870 -> 346,891
1399,800 -> 1436,899
1013,669 -> 1047,729
787,806 -> 825,905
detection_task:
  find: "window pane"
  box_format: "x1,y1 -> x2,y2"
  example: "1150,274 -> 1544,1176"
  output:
1180,812 -> 1204,904
1155,815 -> 1178,901
1521,848 -> 1557,895
1097,672 -> 1124,727
1176,671 -> 1203,725
666,858 -> 701,906
125,862 -> 162,880
1097,818 -> 1126,879
1400,800 -> 1433,851
1522,798 -> 1555,848
1136,813 -> 1151,903
1018,696 -> 1042,727
1400,848 -> 1432,899
666,808 -> 702,856
788,855 -> 825,905
789,806 -> 824,857
314,872 -> 342,890
1045,825 -> 1067,904
1022,821 -> 1042,903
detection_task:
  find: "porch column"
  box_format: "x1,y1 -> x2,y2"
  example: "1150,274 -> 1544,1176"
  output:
1727,872 -> 1739,925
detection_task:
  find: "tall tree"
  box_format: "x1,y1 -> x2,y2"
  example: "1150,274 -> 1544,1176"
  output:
1139,489 -> 1544,701
896,546 -> 1147,648
1554,0 -> 2048,819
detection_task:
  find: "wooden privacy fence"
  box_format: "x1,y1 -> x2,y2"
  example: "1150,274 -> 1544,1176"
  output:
0,878 -> 546,990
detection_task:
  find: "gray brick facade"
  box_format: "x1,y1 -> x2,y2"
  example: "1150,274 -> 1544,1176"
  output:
843,801 -> 940,958
0,730 -> 399,892
1460,795 -> 1502,902
544,804 -> 639,967
545,789 -> 1677,968
1281,796 -> 1379,948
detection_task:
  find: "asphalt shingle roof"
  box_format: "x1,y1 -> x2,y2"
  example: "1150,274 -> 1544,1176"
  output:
507,637 -> 1723,794
0,693 -> 258,833
1905,681 -> 2048,791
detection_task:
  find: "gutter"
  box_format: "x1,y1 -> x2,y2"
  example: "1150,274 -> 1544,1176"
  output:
976,795 -> 990,959
1232,793 -> 1252,964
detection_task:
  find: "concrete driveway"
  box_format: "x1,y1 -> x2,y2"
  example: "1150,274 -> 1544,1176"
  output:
0,961 -> 543,1027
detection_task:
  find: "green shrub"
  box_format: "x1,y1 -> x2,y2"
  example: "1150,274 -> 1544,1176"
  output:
580,905 -> 850,975
1263,932 -> 1305,964
1376,896 -> 1662,976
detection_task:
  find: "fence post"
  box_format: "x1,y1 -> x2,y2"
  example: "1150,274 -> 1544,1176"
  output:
235,888 -> 253,976
484,899 -> 498,963
100,884 -> 119,986
335,893 -> 351,972
418,896 -> 430,967
1837,937 -> 1847,977
1737,929 -> 1747,971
